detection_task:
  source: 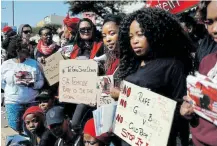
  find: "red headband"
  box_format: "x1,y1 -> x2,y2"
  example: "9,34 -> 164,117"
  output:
63,13 -> 80,32
23,106 -> 44,120
83,118 -> 96,138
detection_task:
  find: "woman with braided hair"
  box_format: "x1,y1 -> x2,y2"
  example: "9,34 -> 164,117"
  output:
111,8 -> 195,146
101,14 -> 124,89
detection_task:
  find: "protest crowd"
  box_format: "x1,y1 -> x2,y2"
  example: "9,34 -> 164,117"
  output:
1,0 -> 217,146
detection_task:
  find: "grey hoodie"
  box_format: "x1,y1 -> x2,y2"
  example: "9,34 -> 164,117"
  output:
18,24 -> 32,36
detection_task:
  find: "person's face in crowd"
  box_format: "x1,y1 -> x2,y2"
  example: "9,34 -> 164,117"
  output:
206,1 -> 217,42
41,29 -> 53,45
79,21 -> 93,40
24,114 -> 42,134
38,99 -> 54,113
17,48 -> 30,62
129,20 -> 149,56
49,119 -> 68,138
83,134 -> 99,146
22,27 -> 32,41
102,21 -> 119,51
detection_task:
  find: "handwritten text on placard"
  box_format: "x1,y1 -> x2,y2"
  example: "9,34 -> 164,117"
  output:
59,60 -> 98,105
42,52 -> 64,86
113,81 -> 177,146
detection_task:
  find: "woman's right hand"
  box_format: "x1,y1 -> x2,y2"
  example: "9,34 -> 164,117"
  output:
110,87 -> 120,100
180,96 -> 194,119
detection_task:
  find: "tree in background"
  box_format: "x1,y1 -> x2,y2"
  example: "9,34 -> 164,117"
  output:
65,1 -> 134,19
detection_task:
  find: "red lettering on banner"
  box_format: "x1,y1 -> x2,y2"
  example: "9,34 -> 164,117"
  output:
146,0 -> 200,14
120,99 -> 127,108
135,137 -> 144,146
116,114 -> 123,123
122,85 -> 131,97
121,128 -> 135,141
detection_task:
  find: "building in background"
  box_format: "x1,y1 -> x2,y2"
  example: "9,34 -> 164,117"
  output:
44,14 -> 65,25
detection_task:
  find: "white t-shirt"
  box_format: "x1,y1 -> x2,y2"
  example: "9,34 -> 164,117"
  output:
1,58 -> 44,104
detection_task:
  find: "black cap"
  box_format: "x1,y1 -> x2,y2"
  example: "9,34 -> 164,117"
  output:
46,106 -> 64,126
35,89 -> 53,101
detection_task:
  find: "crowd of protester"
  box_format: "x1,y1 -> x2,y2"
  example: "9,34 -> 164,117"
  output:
1,0 -> 217,146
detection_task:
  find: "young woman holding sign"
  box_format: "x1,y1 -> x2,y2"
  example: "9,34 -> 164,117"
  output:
180,1 -> 217,146
111,8 -> 195,146
102,14 -> 122,76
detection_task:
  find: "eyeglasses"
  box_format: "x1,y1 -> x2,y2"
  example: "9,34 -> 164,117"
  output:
79,27 -> 92,34
23,30 -> 31,34
83,140 -> 98,145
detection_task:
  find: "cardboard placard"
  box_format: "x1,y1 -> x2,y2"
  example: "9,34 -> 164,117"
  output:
97,75 -> 116,107
42,52 -> 64,86
59,60 -> 98,105
113,81 -> 177,146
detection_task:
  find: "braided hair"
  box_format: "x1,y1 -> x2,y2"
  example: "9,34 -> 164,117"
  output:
102,14 -> 123,72
118,8 -> 195,80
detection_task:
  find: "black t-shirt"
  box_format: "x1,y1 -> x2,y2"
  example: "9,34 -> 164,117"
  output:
29,128 -> 57,146
125,58 -> 186,102
39,129 -> 57,146
125,58 -> 188,146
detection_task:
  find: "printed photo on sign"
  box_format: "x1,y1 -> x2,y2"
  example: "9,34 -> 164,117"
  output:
14,71 -> 35,85
113,81 -> 177,146
97,75 -> 116,107
187,72 -> 217,125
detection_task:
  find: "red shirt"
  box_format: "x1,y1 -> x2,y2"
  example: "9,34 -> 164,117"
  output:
106,58 -> 119,75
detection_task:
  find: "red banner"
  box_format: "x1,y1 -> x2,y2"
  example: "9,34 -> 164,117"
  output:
146,0 -> 200,14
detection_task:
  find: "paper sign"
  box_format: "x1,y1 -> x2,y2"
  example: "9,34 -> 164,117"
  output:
113,81 -> 177,146
97,75 -> 116,107
42,52 -> 64,86
146,0 -> 199,14
187,73 -> 217,125
93,103 -> 117,136
59,60 -> 98,105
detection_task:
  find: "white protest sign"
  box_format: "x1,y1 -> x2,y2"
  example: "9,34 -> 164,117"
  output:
97,75 -> 116,107
41,52 -> 64,86
59,60 -> 98,105
113,81 -> 177,146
